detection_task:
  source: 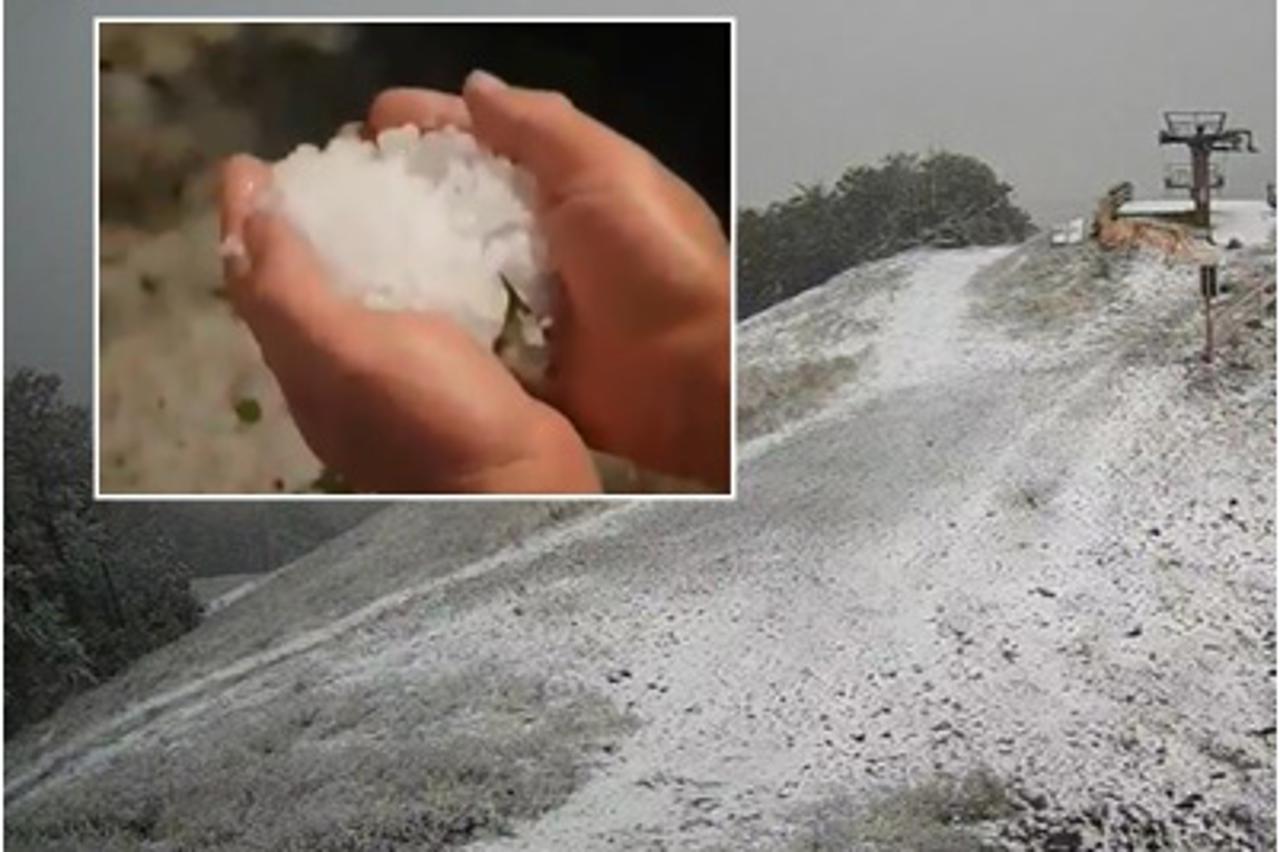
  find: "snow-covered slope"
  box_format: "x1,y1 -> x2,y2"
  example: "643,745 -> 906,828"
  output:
1115,199 -> 1275,247
7,229 -> 1275,849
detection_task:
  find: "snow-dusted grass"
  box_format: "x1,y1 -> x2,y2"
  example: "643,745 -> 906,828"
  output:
1116,199 -> 1276,247
190,573 -> 262,612
738,354 -> 862,441
3,501 -> 607,795
972,234 -> 1131,334
785,769 -> 1015,851
735,255 -> 904,444
6,668 -> 631,851
16,224 -> 1276,848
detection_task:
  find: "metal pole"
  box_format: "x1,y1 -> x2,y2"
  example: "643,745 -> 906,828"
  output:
1204,292 -> 1213,362
1192,144 -> 1211,228
1201,264 -> 1215,363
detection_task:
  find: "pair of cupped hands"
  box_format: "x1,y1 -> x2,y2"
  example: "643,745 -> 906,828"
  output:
221,71 -> 729,494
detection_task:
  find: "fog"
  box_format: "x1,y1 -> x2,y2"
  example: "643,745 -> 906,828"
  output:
5,0 -> 1275,397
738,0 -> 1276,225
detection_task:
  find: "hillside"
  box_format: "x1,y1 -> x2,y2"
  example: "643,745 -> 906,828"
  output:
144,502 -> 386,578
4,375 -> 384,736
6,212 -> 1275,849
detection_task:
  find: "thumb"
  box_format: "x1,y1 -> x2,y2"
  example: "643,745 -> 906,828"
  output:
462,69 -> 640,188
218,155 -> 349,347
219,154 -> 272,250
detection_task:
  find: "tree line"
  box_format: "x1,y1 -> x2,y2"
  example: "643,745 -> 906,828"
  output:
5,369 -> 200,737
738,150 -> 1035,317
4,370 -> 384,738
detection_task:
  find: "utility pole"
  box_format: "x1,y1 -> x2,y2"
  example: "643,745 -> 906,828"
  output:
1158,111 -> 1257,228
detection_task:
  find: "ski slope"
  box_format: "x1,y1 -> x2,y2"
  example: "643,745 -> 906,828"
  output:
7,232 -> 1275,849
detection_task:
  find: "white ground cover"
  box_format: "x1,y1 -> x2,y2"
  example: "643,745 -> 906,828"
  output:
1116,198 -> 1275,246
34,224 -> 1277,848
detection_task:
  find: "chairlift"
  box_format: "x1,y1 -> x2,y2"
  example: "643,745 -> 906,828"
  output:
1164,162 -> 1223,192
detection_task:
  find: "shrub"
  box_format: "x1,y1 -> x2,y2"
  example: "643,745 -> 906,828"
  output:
4,369 -> 200,737
738,150 -> 1035,317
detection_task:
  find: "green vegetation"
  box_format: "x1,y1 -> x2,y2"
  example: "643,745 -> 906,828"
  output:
791,769 -> 1016,850
307,466 -> 353,494
739,354 -> 861,441
233,396 -> 262,425
5,370 -> 385,737
5,369 -> 201,737
972,238 -> 1126,335
6,669 -> 632,851
739,151 -> 1034,317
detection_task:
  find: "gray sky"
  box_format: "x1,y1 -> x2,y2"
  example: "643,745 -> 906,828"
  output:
738,0 -> 1276,223
6,0 -> 1276,397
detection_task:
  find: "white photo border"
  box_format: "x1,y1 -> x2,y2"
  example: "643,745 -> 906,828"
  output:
92,15 -> 738,502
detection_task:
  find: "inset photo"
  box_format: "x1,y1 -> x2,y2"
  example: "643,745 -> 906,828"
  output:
96,18 -> 733,497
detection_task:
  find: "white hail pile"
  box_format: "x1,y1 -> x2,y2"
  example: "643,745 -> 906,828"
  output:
268,125 -> 553,349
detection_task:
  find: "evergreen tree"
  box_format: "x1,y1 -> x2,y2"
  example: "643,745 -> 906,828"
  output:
738,150 -> 1034,317
4,369 -> 200,737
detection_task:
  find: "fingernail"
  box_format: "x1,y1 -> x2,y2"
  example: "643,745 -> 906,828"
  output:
466,68 -> 507,94
219,234 -> 251,279
249,185 -> 280,217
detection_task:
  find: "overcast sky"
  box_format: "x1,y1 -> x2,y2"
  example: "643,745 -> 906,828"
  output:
737,0 -> 1277,222
6,0 -> 1276,397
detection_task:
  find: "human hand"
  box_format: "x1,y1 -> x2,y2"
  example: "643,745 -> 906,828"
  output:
369,73 -> 731,490
219,156 -> 600,494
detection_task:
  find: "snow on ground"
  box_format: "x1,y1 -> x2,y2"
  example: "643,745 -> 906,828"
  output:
190,573 -> 269,614
1117,198 -> 1276,246
1210,201 -> 1277,246
99,209 -> 324,495
7,228 -> 1275,849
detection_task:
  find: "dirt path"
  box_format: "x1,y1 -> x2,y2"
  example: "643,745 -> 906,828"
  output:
470,245 -> 1274,848
8,242 -> 1275,849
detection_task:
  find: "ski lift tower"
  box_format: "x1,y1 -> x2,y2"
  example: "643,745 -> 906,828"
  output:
1158,110 -> 1257,228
